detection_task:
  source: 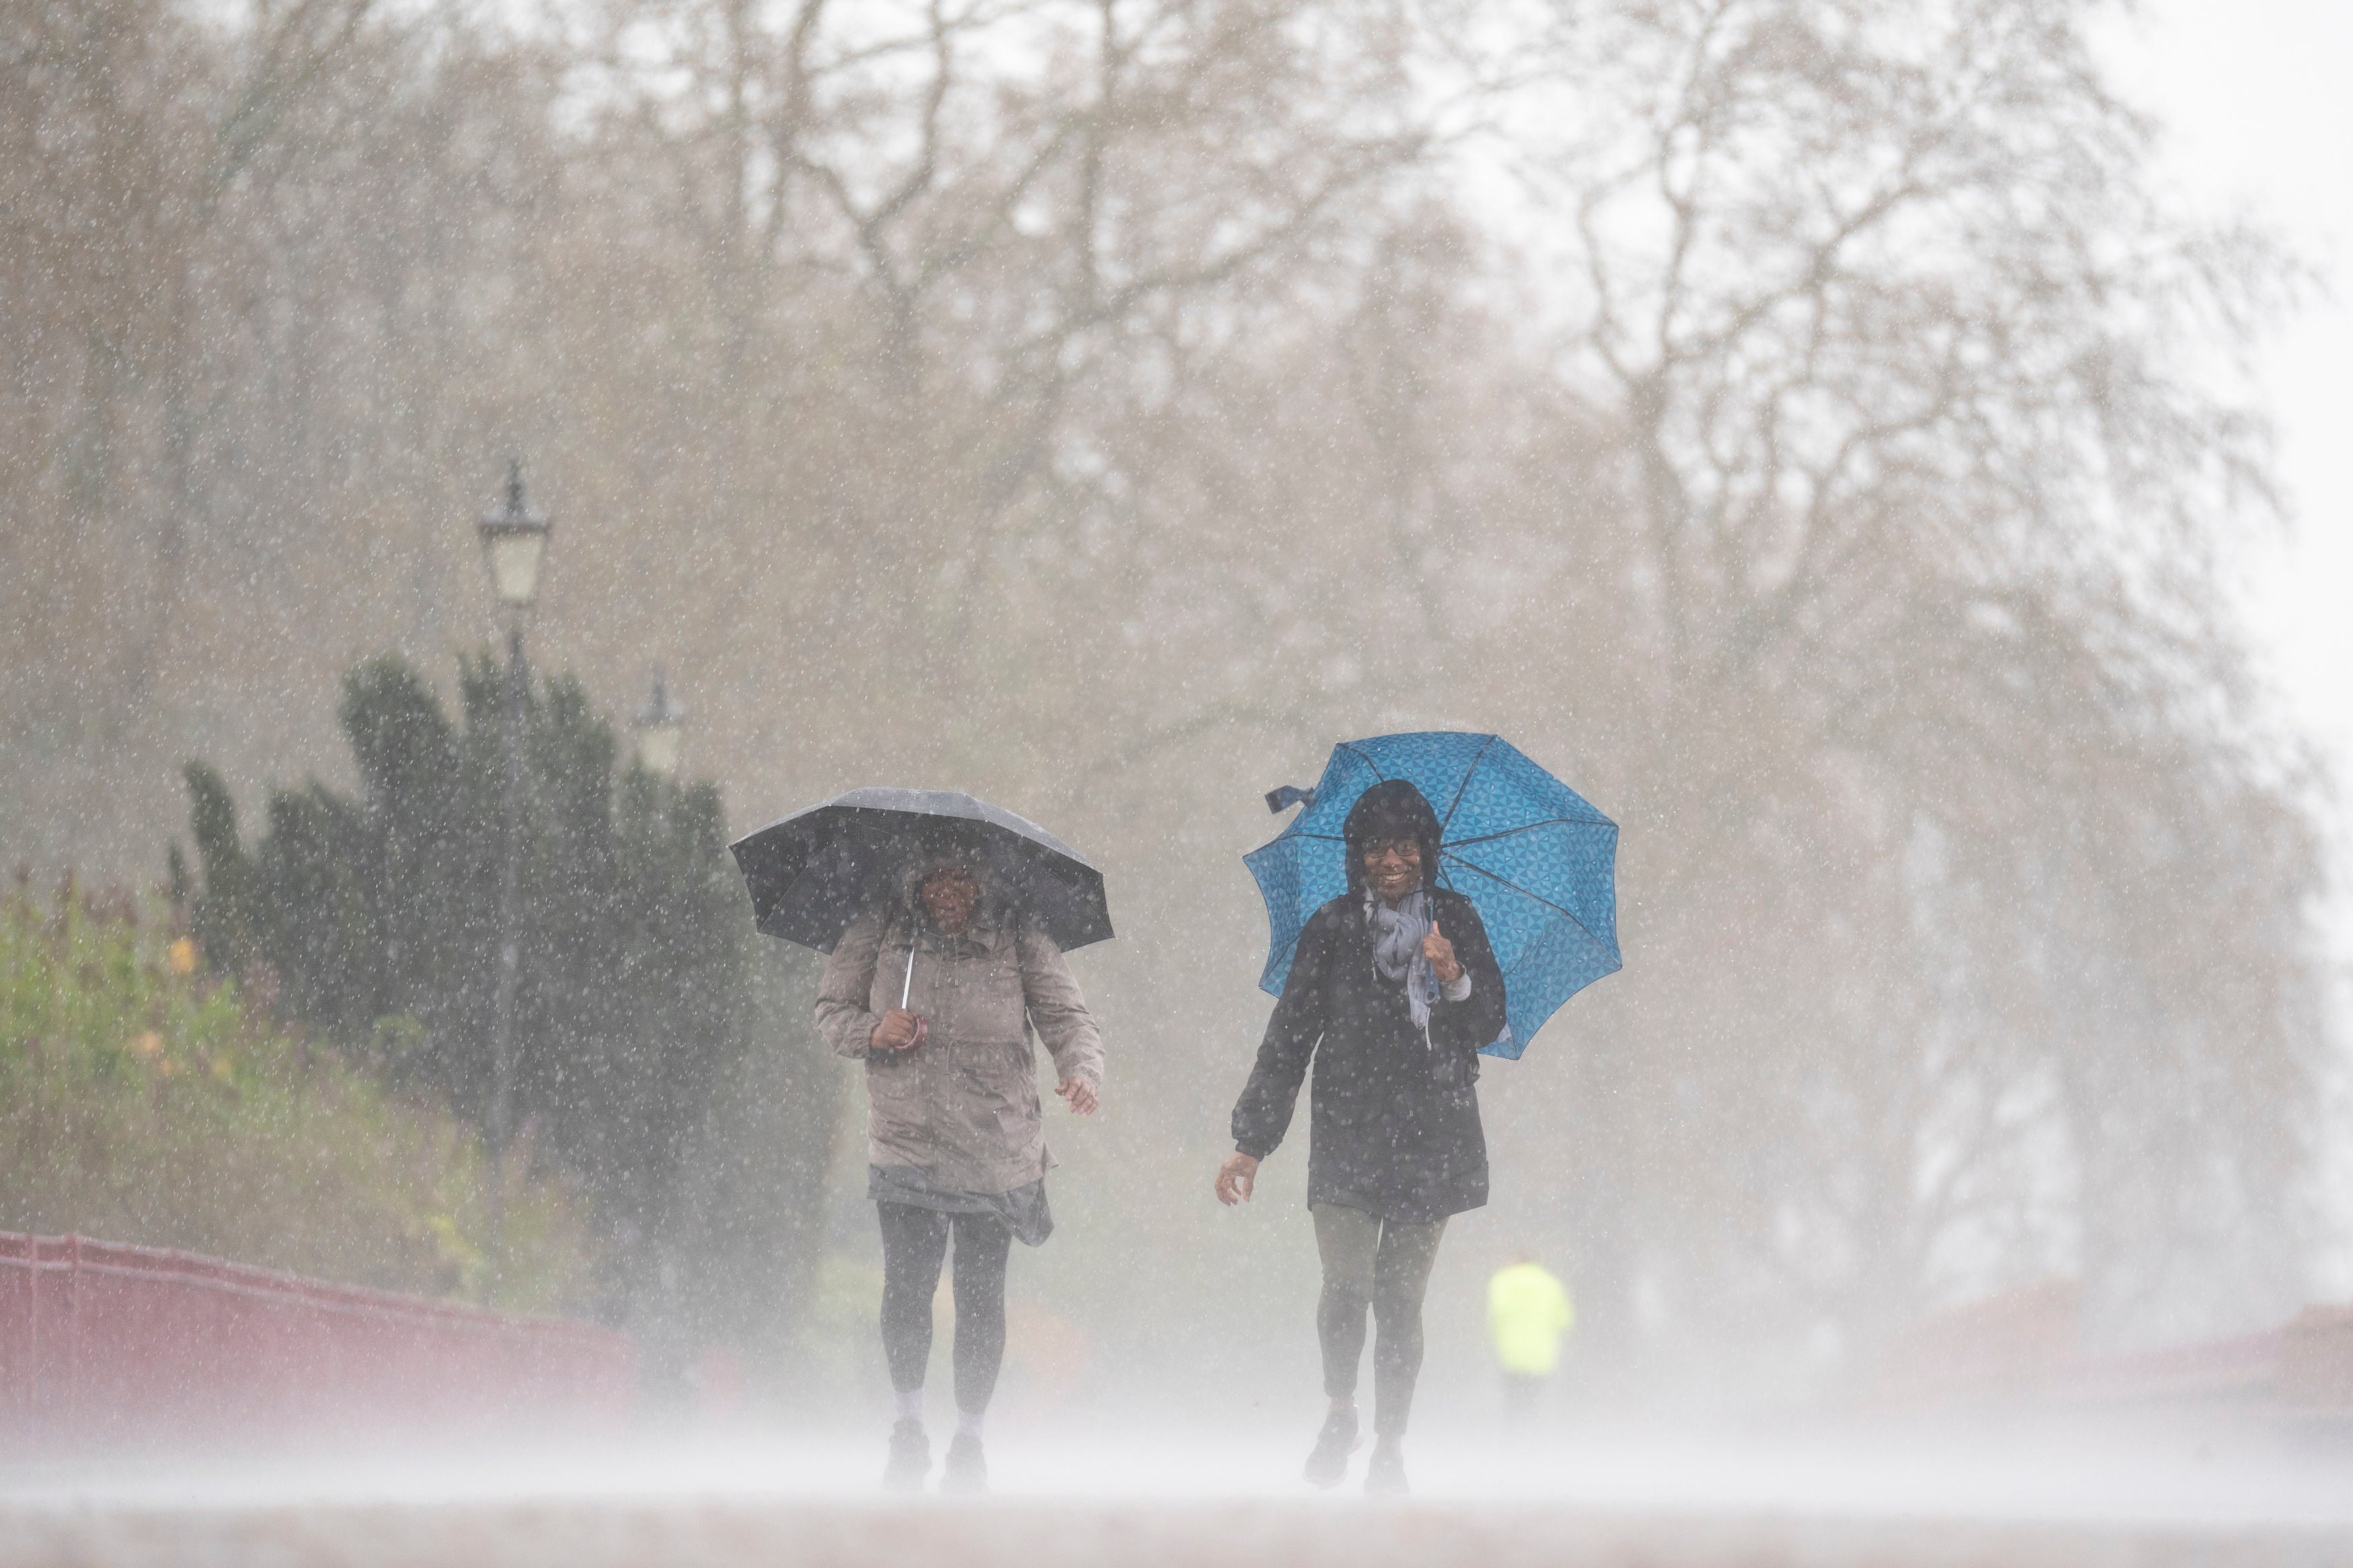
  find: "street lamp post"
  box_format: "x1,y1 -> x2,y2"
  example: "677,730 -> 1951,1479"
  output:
625,668 -> 686,1370
477,458 -> 550,1237
631,671 -> 688,780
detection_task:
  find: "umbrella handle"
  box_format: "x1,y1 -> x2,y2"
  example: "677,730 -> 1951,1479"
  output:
902,945 -> 916,1009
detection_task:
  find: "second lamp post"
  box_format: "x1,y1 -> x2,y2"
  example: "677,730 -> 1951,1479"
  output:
632,671 -> 687,780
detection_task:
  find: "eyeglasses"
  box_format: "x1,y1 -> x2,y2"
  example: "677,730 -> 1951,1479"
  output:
1360,839 -> 1421,862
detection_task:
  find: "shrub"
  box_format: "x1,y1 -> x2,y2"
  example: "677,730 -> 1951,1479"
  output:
0,880 -> 595,1311
177,655 -> 755,1264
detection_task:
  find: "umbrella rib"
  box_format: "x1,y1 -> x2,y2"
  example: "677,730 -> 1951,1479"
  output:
1334,741 -> 1389,784
1439,818 -> 1602,850
1269,823 -> 1602,874
1438,734 -> 1499,833
1439,852 -> 1612,948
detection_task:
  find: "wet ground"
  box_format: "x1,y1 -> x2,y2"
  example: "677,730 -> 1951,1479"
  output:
5,1428 -> 2352,1567
5,1499 -> 2351,1568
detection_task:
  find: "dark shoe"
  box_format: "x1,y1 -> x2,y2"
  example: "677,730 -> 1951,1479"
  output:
883,1418 -> 929,1493
1302,1405 -> 1360,1489
1365,1437 -> 1408,1497
941,1432 -> 989,1495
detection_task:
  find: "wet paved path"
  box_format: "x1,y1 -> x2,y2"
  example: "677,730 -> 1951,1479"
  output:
6,1432 -> 2352,1567
3,1499 -> 2351,1568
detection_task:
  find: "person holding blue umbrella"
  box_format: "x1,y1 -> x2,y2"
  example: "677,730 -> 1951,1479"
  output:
1215,734 -> 1620,1496
1216,778 -> 1507,1495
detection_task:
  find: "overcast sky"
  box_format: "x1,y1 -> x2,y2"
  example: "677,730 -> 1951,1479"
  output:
2104,0 -> 2353,1280
2104,0 -> 2353,958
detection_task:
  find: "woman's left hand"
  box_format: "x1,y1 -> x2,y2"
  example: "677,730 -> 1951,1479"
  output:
1058,1076 -> 1099,1115
1424,925 -> 1462,985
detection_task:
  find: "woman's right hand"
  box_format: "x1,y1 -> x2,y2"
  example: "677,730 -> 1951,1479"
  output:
871,1008 -> 924,1053
1215,1151 -> 1260,1206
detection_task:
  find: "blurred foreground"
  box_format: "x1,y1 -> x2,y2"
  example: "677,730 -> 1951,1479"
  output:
5,1423 -> 2352,1567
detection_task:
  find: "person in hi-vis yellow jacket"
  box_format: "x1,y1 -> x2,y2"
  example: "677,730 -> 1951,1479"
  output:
1487,1257 -> 1574,1421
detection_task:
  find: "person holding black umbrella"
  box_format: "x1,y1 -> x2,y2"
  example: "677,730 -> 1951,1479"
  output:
1215,778 -> 1507,1496
815,845 -> 1105,1495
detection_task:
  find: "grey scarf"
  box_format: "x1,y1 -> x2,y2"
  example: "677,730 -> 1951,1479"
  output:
1368,888 -> 1437,1033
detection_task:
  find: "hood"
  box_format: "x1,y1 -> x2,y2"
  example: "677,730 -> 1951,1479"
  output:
892,846 -> 1014,942
1341,778 -> 1445,897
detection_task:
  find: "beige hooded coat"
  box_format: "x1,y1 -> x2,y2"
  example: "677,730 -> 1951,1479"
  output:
816,903 -> 1105,1196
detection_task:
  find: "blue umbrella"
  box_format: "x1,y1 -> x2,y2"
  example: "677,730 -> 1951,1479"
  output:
1246,732 -> 1620,1059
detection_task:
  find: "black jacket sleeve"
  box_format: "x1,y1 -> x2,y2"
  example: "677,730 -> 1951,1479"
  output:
1229,907 -> 1332,1160
1429,892 -> 1508,1057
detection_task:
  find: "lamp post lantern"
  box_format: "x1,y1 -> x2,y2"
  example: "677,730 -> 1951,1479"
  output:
479,457 -> 551,608
632,671 -> 688,780
475,457 -> 551,1233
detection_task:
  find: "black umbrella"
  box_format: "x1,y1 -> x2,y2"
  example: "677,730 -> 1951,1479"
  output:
729,788 -> 1113,954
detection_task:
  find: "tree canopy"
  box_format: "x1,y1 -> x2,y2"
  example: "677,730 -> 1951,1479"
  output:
176,652 -> 824,1352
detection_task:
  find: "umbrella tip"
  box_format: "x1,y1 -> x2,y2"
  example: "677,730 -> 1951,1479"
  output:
1265,785 -> 1318,815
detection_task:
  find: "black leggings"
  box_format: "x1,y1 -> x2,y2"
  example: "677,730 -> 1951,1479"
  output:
877,1201 -> 1013,1415
1312,1203 -> 1447,1437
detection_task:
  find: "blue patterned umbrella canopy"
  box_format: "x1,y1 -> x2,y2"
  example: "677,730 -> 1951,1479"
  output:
1245,733 -> 1620,1059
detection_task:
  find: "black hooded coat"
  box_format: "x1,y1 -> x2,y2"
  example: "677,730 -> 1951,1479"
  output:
1229,782 -> 1509,1222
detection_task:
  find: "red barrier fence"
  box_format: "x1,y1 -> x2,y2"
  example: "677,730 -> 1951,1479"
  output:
1872,1279 -> 2353,1421
1,1233 -> 635,1451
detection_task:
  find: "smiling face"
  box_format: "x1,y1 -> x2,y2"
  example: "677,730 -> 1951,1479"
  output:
1359,836 -> 1424,904
919,867 -> 982,935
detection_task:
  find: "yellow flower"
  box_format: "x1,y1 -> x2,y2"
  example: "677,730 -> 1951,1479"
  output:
167,938 -> 197,976
133,1032 -> 163,1058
